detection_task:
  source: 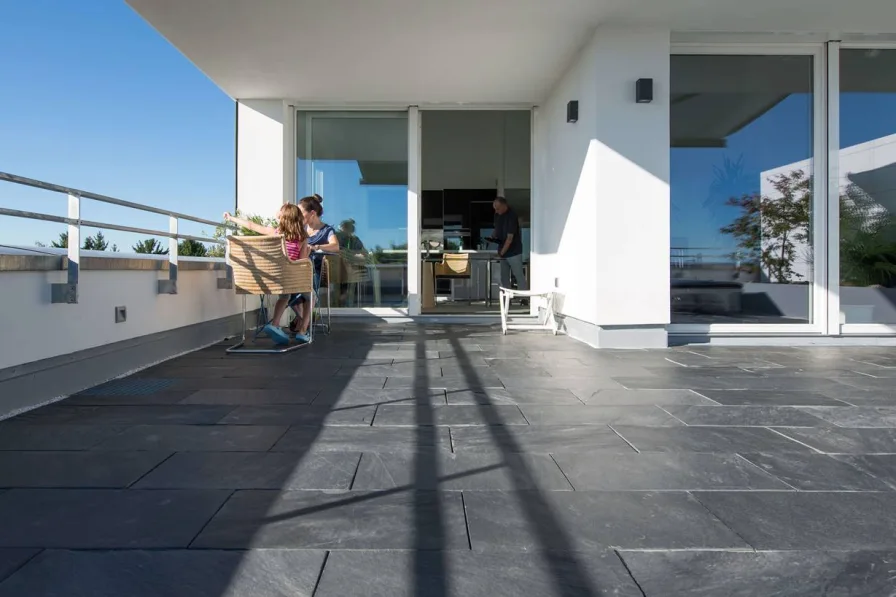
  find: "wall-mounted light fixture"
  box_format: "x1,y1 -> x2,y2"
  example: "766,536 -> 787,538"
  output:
566,100 -> 578,123
636,78 -> 653,103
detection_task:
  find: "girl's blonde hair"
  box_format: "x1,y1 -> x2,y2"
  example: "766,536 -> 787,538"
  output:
278,204 -> 307,242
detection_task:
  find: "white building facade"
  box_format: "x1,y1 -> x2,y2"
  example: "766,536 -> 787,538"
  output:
126,0 -> 896,347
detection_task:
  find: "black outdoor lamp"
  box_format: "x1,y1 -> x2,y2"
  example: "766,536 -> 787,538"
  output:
636,78 -> 653,103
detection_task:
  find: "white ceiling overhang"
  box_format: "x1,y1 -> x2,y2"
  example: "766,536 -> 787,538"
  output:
127,0 -> 896,104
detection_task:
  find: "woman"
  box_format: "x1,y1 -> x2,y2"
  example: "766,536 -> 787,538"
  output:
223,204 -> 311,344
291,194 -> 339,332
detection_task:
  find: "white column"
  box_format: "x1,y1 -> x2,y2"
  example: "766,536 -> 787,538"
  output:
535,26 -> 670,348
236,99 -> 291,218
407,106 -> 422,315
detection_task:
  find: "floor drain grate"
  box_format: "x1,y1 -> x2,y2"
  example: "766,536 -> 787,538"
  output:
80,378 -> 178,396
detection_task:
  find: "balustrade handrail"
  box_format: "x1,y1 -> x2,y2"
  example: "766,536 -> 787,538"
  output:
0,171 -> 227,230
0,170 -> 237,303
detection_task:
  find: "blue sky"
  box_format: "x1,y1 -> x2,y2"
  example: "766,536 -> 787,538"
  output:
0,0 -> 234,250
671,90 -> 896,260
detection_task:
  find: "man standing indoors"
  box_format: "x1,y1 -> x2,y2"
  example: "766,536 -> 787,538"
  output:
490,196 -> 528,298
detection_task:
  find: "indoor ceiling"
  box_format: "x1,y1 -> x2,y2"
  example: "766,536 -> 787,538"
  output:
126,0 -> 896,104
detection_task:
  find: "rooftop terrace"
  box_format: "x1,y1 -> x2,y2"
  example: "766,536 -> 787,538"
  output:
0,322 -> 895,595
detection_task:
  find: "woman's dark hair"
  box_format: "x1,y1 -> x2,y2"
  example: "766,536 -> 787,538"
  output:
299,194 -> 323,217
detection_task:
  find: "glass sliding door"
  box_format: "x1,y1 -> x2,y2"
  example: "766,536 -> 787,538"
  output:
669,49 -> 824,332
838,48 -> 896,330
296,111 -> 409,309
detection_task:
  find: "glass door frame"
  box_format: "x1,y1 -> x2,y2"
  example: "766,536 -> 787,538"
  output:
835,41 -> 896,336
667,42 -> 829,337
296,108 -> 415,316
412,105 -> 536,317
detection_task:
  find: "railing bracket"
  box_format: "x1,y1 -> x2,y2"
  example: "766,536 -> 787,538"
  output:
50,283 -> 78,304
157,279 -> 178,294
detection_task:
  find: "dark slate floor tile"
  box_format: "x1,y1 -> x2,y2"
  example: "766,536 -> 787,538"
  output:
0,424 -> 128,451
579,389 -> 717,406
174,377 -> 386,391
179,388 -> 318,405
0,549 -> 38,584
619,550 -> 896,597
315,550 -> 642,597
837,376 -> 896,391
502,377 -> 624,391
774,427 -> 896,453
192,490 -> 469,549
445,388 -> 583,405
0,451 -> 171,488
272,426 -> 452,453
373,405 -> 528,426
832,454 -> 896,490
464,491 -> 748,551
312,388 -> 447,406
219,405 -> 376,426
24,405 -> 236,426
0,549 -> 326,597
695,491 -> 896,549
451,425 -> 635,454
351,452 -> 573,490
0,488 -> 229,548
802,406 -> 896,428
93,425 -> 288,452
134,451 -> 360,490
738,452 -> 891,490
822,388 -> 896,407
662,405 -> 828,427
692,390 -> 849,407
384,376 -> 504,390
549,362 -> 657,378
552,453 -> 788,490
520,405 -> 683,427
611,426 -> 812,453
335,363 -> 432,378
611,376 -> 748,390
64,391 -> 195,406
616,377 -> 849,392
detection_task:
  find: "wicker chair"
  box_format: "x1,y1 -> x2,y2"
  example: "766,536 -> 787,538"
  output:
227,235 -> 315,354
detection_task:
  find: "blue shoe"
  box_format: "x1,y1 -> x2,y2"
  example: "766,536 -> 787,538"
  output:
294,333 -> 311,344
264,324 -> 291,346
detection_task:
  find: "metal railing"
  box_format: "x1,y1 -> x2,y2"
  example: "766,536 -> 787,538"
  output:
0,171 -> 234,303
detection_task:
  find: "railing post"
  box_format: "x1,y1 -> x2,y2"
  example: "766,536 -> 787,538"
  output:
51,192 -> 80,304
217,229 -> 233,289
158,216 -> 178,294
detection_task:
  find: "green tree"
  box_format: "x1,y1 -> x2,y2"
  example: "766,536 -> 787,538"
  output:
178,239 -> 208,257
840,182 -> 896,287
720,170 -> 811,283
207,210 -> 275,258
82,231 -> 110,251
206,244 -> 226,258
132,238 -> 168,254
50,232 -> 69,248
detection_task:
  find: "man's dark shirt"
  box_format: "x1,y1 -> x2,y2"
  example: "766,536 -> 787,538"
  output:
494,208 -> 523,258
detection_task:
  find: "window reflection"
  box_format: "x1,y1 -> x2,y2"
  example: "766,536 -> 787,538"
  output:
670,54 -> 815,324
296,113 -> 409,308
839,49 -> 896,324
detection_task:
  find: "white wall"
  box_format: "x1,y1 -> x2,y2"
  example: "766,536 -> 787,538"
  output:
533,26 -> 671,341
237,99 -> 292,218
533,34 -> 600,325
0,260 -> 243,370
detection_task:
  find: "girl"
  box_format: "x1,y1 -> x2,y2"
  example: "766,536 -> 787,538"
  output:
224,204 -> 311,344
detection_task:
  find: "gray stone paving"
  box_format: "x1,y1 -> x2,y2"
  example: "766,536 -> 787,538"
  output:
1,323 -> 896,595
